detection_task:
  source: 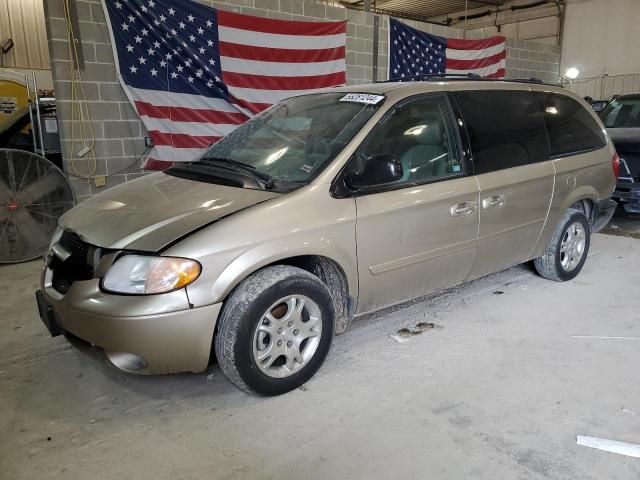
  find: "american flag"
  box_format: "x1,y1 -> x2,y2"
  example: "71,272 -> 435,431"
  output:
103,0 -> 347,169
389,18 -> 505,80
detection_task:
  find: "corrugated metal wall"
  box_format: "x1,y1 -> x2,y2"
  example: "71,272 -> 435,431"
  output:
570,74 -> 640,101
0,0 -> 50,69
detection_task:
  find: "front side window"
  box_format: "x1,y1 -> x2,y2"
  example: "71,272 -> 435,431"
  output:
534,91 -> 606,156
600,96 -> 640,128
352,93 -> 463,185
192,93 -> 382,186
453,90 -> 550,174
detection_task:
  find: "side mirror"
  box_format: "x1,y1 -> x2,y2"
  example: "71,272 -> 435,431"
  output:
347,153 -> 403,190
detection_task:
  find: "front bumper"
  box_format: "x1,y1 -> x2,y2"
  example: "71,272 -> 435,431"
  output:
38,257 -> 222,375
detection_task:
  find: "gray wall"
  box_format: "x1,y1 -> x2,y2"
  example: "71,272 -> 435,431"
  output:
43,0 -> 560,200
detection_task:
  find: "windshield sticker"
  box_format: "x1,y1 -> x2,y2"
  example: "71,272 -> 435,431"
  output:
300,164 -> 313,173
339,93 -> 385,105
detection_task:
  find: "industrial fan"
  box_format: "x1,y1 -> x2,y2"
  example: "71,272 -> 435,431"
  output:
0,149 -> 75,263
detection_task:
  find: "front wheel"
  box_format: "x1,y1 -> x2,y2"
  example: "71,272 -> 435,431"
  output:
215,265 -> 335,396
534,208 -> 591,282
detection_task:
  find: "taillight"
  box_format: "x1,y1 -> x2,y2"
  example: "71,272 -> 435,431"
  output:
612,152 -> 621,179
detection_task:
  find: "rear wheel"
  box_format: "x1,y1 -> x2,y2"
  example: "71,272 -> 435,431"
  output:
534,208 -> 590,282
215,265 -> 335,396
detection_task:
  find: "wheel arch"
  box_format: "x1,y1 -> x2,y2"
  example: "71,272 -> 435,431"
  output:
561,186 -> 599,217
263,255 -> 352,334
531,190 -> 598,260
210,246 -> 357,335
570,198 -> 595,224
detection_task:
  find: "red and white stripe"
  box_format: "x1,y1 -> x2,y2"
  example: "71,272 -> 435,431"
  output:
142,12 -> 346,169
445,36 -> 506,79
131,88 -> 250,170
218,11 -> 346,114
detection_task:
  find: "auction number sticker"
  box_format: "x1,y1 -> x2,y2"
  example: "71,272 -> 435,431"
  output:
339,93 -> 385,105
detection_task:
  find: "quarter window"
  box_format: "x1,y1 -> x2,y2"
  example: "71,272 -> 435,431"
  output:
354,93 -> 463,186
453,90 -> 550,174
534,92 -> 606,156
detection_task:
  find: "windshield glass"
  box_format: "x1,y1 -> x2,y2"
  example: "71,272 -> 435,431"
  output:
600,97 -> 640,128
193,92 -> 383,185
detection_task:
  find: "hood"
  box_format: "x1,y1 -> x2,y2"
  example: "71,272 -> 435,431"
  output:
61,172 -> 281,251
607,128 -> 640,154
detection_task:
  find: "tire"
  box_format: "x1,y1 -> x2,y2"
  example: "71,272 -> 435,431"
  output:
534,208 -> 591,282
214,265 -> 335,396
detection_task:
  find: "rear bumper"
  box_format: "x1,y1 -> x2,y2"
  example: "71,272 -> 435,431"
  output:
39,262 -> 222,374
613,181 -> 640,213
613,181 -> 640,202
592,198 -> 617,232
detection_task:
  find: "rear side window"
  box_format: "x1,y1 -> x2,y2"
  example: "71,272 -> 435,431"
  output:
452,90 -> 550,174
533,92 -> 606,156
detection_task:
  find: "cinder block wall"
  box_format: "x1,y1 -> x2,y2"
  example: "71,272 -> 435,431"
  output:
43,0 -> 560,200
504,38 -> 561,84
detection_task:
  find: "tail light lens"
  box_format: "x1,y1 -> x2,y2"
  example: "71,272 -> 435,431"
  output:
612,152 -> 621,179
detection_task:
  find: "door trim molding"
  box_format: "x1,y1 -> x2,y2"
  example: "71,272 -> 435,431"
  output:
370,238 -> 476,275
477,217 -> 546,244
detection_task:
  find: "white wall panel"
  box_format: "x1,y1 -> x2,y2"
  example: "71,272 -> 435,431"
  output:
0,0 -> 50,69
570,74 -> 640,100
562,0 -> 640,77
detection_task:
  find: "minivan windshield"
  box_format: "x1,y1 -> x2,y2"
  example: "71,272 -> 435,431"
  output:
182,92 -> 383,188
600,96 -> 640,128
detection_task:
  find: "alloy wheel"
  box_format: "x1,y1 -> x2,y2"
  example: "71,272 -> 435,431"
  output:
252,295 -> 323,378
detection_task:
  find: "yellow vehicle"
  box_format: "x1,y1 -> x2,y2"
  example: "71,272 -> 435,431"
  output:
0,71 -> 29,118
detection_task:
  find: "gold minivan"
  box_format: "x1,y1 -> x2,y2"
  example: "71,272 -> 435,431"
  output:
36,79 -> 617,395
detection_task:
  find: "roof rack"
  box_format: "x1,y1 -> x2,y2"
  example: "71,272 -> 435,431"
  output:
380,73 -> 560,87
379,73 -> 481,83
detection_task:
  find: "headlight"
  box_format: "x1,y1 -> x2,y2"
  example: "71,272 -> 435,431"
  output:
102,255 -> 201,295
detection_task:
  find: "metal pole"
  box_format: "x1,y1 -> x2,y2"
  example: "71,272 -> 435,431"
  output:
464,0 -> 469,38
555,0 -> 566,70
25,75 -> 38,155
33,72 -> 46,159
372,15 -> 379,82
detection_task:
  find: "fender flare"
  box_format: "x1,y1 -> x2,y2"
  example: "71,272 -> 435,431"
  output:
209,236 -> 358,308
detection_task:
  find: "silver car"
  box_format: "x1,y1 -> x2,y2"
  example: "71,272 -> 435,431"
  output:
37,79 -> 617,395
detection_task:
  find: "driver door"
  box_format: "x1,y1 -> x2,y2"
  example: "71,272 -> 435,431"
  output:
351,93 -> 480,314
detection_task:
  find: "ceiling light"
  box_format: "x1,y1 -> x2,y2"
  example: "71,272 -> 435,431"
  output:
565,67 -> 580,80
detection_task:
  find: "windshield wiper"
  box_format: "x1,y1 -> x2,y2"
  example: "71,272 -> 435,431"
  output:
198,157 -> 274,188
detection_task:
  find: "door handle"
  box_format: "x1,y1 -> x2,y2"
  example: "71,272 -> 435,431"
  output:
450,201 -> 477,217
482,195 -> 505,209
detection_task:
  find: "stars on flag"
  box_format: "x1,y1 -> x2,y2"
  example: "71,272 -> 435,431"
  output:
389,19 -> 446,79
108,0 -> 223,94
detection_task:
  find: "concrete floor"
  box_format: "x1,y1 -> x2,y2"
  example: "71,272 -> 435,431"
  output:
1,233 -> 639,479
602,205 -> 640,239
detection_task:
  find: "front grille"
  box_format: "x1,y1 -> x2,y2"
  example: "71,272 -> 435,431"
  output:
51,230 -> 95,294
59,230 -> 90,264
